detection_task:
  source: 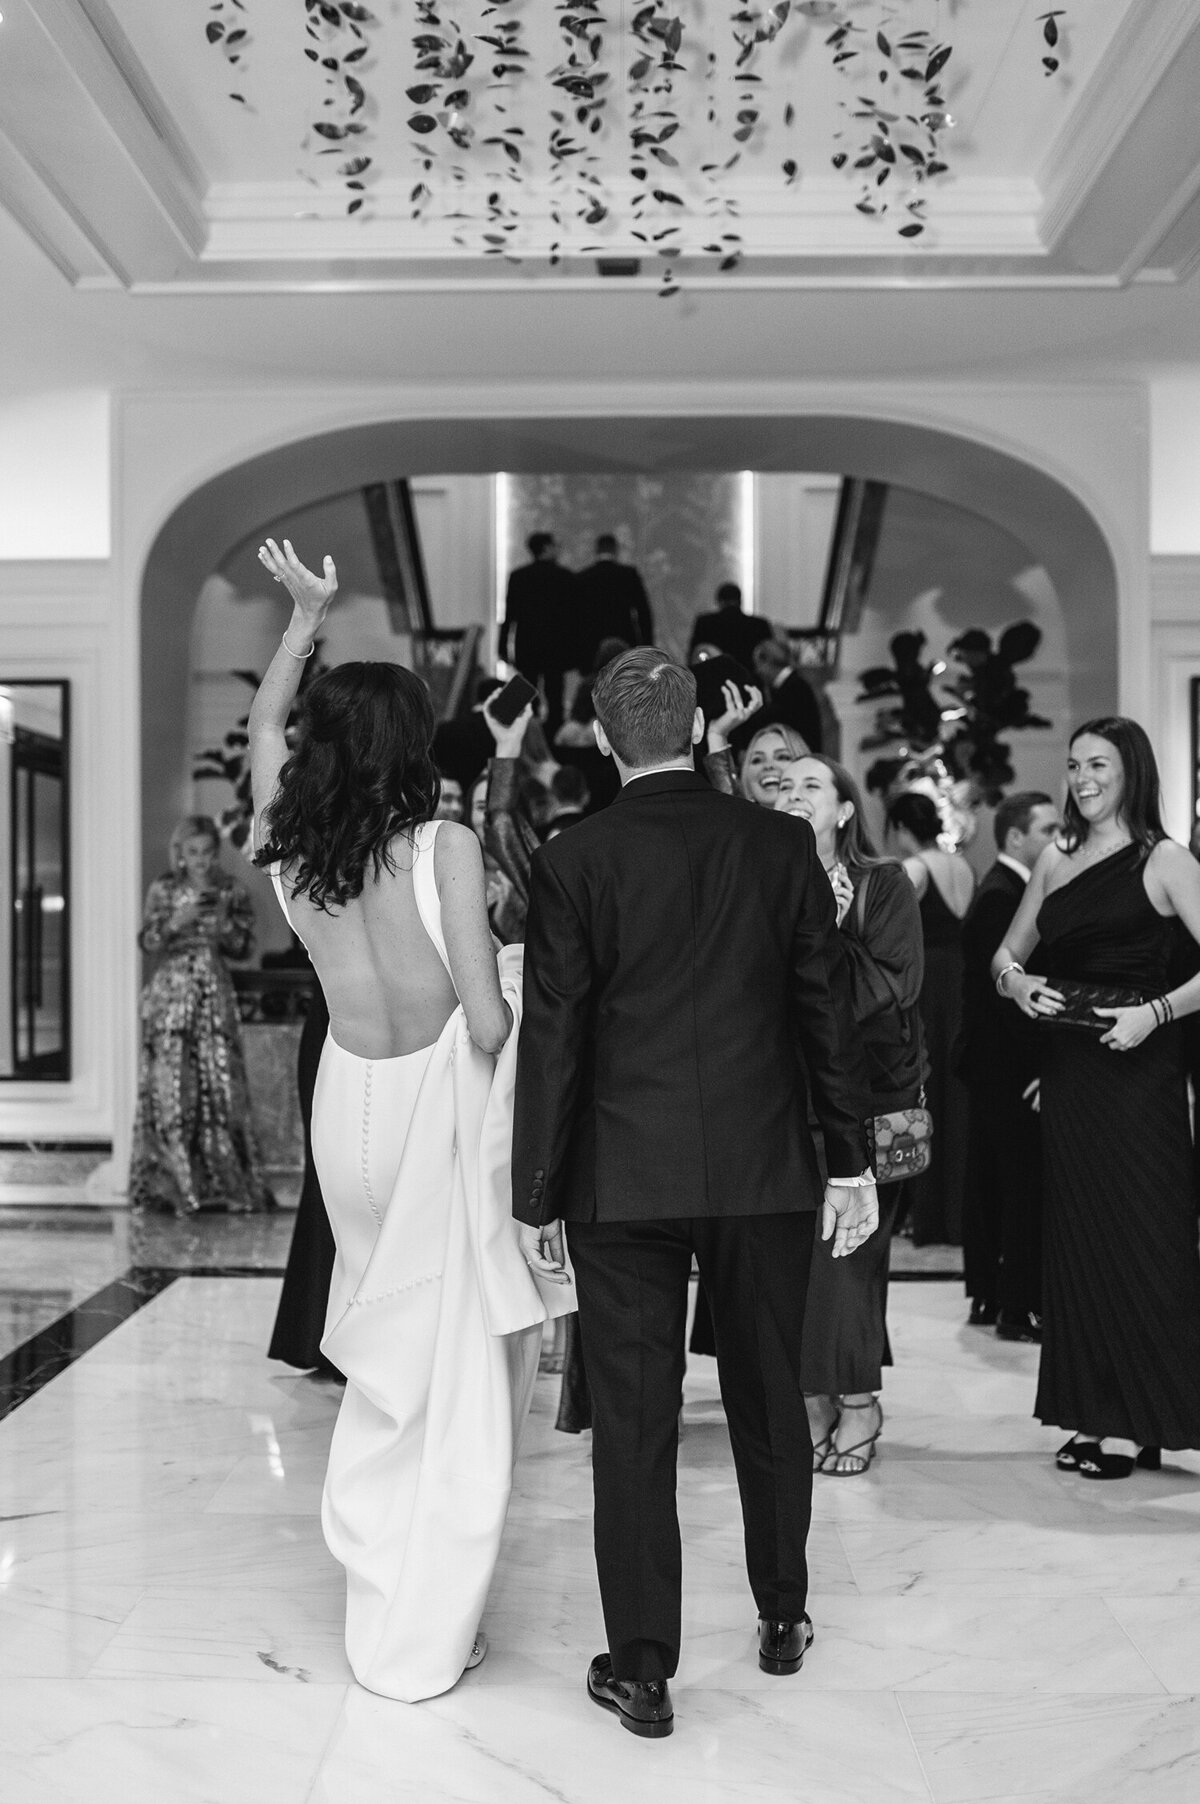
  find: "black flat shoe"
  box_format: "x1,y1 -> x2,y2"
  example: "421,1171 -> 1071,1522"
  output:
758,1614 -> 814,1675
1055,1437 -> 1101,1471
996,1310 -> 1043,1343
587,1654 -> 674,1738
968,1299 -> 997,1327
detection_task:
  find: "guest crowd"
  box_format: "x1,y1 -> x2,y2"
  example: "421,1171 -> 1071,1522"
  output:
135,523 -> 1200,1488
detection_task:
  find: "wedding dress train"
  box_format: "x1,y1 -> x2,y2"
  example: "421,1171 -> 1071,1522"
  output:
271,820 -> 574,1701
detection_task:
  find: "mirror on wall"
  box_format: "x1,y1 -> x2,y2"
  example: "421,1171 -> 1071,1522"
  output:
0,683 -> 69,1081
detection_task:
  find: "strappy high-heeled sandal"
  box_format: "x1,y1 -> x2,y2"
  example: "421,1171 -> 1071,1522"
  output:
808,1402 -> 840,1472
812,1425 -> 838,1473
823,1400 -> 883,1477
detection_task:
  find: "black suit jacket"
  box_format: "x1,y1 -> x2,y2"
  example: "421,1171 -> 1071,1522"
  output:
512,769 -> 871,1225
576,560 -> 653,658
957,861 -> 1039,1090
688,607 -> 773,670
759,671 -> 824,753
501,559 -> 580,670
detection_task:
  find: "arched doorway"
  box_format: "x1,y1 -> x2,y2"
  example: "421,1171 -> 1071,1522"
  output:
140,412 -> 1119,890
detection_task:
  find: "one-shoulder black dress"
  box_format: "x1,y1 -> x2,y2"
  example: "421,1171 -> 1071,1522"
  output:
1035,844 -> 1200,1447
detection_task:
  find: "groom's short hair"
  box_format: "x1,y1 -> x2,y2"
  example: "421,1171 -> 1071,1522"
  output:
592,648 -> 697,767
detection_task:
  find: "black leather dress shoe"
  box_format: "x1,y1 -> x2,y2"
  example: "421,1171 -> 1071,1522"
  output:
758,1614 -> 814,1675
967,1299 -> 997,1327
996,1310 -> 1043,1343
587,1654 -> 674,1738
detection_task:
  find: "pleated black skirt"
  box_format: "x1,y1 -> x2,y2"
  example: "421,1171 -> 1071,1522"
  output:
1037,1022 -> 1200,1448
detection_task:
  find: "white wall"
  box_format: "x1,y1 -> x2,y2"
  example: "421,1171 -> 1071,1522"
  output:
1151,378 -> 1200,554
0,392 -> 110,560
0,561 -> 128,1147
753,473 -> 842,629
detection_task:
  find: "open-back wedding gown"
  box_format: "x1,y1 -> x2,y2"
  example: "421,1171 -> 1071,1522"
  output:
270,818 -> 574,1701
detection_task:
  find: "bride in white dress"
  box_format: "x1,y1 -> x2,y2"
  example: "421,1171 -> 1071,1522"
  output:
247,539 -> 574,1702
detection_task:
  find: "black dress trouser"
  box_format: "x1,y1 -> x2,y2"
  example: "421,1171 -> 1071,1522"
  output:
962,1080 -> 1042,1317
567,1210 -> 817,1682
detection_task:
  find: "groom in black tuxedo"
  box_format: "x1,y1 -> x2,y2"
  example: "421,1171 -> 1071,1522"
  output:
512,648 -> 877,1740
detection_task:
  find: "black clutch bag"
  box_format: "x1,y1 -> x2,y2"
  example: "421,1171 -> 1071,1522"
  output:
1035,977 -> 1145,1033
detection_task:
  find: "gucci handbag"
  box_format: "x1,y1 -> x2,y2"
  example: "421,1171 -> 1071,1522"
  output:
868,1103 -> 933,1186
1033,976 -> 1145,1033
854,875 -> 934,1186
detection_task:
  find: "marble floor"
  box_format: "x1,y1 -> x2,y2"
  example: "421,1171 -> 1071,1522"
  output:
1,1246 -> 1199,1802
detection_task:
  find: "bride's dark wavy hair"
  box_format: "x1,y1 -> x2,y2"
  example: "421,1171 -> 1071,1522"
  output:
254,662 -> 439,910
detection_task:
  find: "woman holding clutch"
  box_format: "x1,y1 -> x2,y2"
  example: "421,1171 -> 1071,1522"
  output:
993,718 -> 1200,1477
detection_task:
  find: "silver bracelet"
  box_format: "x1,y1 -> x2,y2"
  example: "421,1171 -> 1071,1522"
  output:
282,629 -> 315,660
995,961 -> 1024,998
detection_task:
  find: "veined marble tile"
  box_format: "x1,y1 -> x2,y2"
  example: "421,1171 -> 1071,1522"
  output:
89,1587 -> 350,1684
1105,1597 -> 1200,1694
204,1447 -> 330,1516
758,1594 -> 1161,1695
0,1677 -> 347,1804
899,1691 -> 1200,1803
0,1579 -> 142,1678
1,1506 -> 342,1595
308,1680 -> 931,1804
839,1516 -> 1200,1598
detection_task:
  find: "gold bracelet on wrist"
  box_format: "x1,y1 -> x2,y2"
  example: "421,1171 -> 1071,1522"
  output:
282,629 -> 315,660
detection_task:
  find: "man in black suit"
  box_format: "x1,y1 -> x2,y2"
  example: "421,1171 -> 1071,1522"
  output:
958,791 -> 1059,1339
750,637 -> 824,752
687,581 -> 773,671
575,533 -> 653,669
513,647 -> 876,1740
499,531 -> 579,736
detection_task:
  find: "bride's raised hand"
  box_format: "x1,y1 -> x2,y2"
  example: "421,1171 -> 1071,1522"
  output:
258,538 -> 338,629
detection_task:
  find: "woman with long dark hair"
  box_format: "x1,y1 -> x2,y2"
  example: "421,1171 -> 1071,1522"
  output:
993,717 -> 1200,1476
248,539 -> 572,1699
777,757 -> 925,1475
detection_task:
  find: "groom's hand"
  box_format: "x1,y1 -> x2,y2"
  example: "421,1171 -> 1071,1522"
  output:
821,1182 -> 879,1258
519,1219 -> 571,1285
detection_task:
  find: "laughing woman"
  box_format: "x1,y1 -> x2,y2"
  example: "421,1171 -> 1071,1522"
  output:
993,718 -> 1200,1477
776,757 -> 925,1476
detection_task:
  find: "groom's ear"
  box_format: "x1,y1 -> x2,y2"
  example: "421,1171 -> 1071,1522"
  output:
593,718 -> 614,760
691,706 -> 705,747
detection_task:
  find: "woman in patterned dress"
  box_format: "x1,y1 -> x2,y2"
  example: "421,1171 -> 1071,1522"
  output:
129,814 -> 274,1214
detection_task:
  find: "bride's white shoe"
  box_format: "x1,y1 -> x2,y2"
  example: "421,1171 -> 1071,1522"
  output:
463,1633 -> 488,1673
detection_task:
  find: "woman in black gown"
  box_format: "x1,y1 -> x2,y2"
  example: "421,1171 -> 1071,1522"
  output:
886,794 -> 973,1245
993,718 -> 1200,1476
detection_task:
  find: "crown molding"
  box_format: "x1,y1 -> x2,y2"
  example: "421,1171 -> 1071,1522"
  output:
0,126 -> 118,286
27,0 -> 206,250
1039,0 -> 1200,250
1,0 -> 1196,295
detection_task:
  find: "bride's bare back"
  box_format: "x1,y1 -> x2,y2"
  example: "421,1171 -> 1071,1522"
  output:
280,821 -> 509,1060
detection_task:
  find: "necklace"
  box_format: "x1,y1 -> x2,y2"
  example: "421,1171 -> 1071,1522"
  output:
1073,834 -> 1131,867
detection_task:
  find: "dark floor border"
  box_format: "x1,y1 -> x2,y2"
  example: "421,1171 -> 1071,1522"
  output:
0,1264 -> 285,1424
891,1270 -> 964,1282
0,1260 -> 961,1424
